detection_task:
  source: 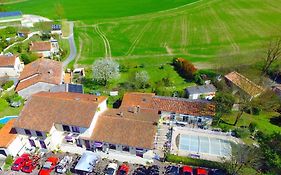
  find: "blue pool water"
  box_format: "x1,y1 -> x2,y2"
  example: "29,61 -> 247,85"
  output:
0,116 -> 18,124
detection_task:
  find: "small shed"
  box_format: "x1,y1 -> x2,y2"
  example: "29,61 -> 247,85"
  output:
186,84 -> 217,100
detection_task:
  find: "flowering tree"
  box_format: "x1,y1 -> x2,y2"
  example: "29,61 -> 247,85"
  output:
135,70 -> 149,89
92,59 -> 120,85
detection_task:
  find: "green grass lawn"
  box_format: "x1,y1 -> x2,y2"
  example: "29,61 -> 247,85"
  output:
220,111 -> 281,135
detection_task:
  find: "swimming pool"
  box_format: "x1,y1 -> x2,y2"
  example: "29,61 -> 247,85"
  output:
179,134 -> 232,157
0,116 -> 18,124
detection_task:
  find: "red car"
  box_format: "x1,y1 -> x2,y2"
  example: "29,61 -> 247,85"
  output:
21,155 -> 40,173
181,165 -> 193,175
117,164 -> 129,175
11,153 -> 30,171
38,157 -> 59,175
197,168 -> 208,175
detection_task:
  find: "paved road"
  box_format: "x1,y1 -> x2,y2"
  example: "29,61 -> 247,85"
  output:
63,22 -> 77,68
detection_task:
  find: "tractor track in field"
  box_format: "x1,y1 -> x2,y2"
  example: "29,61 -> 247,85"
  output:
94,24 -> 112,58
125,21 -> 152,56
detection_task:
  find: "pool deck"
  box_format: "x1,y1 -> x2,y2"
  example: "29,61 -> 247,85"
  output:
170,127 -> 242,162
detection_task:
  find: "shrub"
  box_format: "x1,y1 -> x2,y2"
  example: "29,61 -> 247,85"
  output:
233,128 -> 250,138
5,155 -> 13,165
2,81 -> 14,90
252,107 -> 261,115
249,122 -> 258,133
21,53 -> 37,64
119,65 -> 129,72
173,58 -> 197,80
166,154 -> 223,169
0,98 -> 9,111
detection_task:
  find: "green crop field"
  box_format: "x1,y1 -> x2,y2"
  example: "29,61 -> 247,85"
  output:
5,0 -> 281,91
7,0 -> 281,67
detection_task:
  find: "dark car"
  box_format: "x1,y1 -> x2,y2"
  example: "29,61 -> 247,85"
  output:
148,165 -> 160,175
165,165 -> 180,175
208,169 -> 227,175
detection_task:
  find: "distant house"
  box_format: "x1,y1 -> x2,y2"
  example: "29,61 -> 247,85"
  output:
15,59 -> 63,98
0,11 -> 22,23
0,55 -> 24,78
29,40 -> 59,58
185,84 -> 217,100
225,71 -> 264,100
51,24 -> 62,35
0,119 -> 25,157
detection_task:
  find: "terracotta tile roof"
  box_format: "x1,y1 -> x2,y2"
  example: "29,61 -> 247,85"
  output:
120,92 -> 215,116
15,59 -> 63,92
0,119 -> 17,148
0,55 -> 17,67
89,108 -> 158,149
121,92 -> 155,109
225,71 -> 264,97
30,41 -> 51,51
14,92 -> 107,132
152,96 -> 215,116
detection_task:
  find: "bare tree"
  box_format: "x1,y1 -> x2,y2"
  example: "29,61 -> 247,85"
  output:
262,38 -> 281,76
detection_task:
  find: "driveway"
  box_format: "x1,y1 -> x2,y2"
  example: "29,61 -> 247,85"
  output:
63,22 -> 77,68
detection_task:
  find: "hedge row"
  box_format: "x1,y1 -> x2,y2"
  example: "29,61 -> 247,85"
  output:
165,154 -> 223,169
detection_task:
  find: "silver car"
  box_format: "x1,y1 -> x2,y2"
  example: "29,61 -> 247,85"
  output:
56,156 -> 73,174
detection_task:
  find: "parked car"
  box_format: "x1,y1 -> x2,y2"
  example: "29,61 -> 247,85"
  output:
133,165 -> 146,175
197,168 -> 208,175
21,155 -> 40,173
39,157 -> 59,175
11,153 -> 30,171
117,164 -> 130,175
180,165 -> 193,175
105,163 -> 118,175
56,155 -> 73,174
208,169 -> 226,175
147,165 -> 160,175
165,165 -> 180,175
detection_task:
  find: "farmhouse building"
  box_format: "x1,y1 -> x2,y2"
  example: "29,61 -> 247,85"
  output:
12,92 -> 157,160
0,55 -> 24,78
185,84 -> 217,100
51,24 -> 62,35
121,92 -> 215,128
225,71 -> 264,100
30,40 -> 59,58
0,119 -> 25,157
15,59 -> 63,98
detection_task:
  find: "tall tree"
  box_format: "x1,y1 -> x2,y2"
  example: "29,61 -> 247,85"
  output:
135,71 -> 149,89
223,144 -> 260,175
92,59 -> 119,86
262,38 -> 281,76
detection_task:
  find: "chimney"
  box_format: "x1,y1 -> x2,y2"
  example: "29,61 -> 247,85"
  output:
137,105 -> 140,113
133,106 -> 138,114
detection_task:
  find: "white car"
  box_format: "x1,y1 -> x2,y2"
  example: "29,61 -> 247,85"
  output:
56,156 -> 73,174
105,163 -> 118,175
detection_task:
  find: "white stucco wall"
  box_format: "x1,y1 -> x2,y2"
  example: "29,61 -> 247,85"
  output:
0,136 -> 26,157
79,99 -> 108,138
35,51 -> 51,58
18,82 -> 57,99
0,57 -> 23,78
